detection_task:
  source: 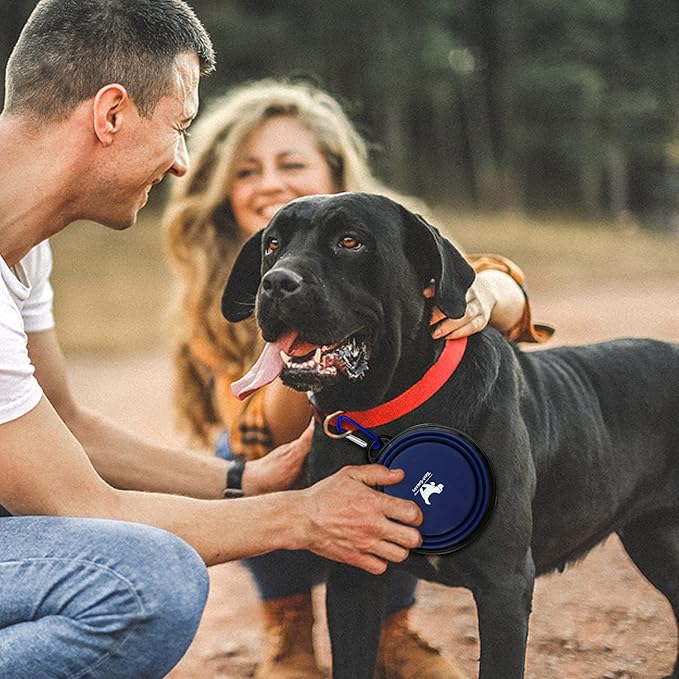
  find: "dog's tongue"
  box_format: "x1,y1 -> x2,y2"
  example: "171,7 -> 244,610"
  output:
231,329 -> 303,400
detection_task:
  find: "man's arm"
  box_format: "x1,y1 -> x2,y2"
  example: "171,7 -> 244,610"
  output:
22,329 -> 423,572
0,393 -> 422,573
27,329 -> 305,497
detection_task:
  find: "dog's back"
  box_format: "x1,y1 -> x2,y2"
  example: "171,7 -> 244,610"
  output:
513,337 -> 679,573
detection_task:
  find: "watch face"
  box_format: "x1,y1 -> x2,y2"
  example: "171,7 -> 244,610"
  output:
377,425 -> 495,554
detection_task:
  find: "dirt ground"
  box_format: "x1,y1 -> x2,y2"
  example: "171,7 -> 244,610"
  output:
61,218 -> 678,679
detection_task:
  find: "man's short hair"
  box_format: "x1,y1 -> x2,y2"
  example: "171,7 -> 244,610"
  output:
4,0 -> 215,120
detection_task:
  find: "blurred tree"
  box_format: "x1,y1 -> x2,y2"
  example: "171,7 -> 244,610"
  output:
2,0 -> 678,225
486,0 -> 679,222
0,1 -> 35,106
488,0 -> 628,214
622,0 -> 679,229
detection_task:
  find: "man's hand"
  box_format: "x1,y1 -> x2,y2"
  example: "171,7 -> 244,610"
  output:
298,465 -> 423,575
241,421 -> 313,496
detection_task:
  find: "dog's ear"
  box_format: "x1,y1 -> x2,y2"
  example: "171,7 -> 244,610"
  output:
221,230 -> 263,322
401,207 -> 475,319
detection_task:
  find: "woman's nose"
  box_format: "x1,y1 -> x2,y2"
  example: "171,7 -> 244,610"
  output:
258,166 -> 286,191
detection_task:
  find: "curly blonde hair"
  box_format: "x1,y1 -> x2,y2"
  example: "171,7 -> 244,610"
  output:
164,78 -> 416,444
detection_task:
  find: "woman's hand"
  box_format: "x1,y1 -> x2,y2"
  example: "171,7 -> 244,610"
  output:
428,269 -> 525,340
429,277 -> 496,340
241,421 -> 313,495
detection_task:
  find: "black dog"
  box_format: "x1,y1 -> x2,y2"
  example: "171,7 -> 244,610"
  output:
222,192 -> 679,679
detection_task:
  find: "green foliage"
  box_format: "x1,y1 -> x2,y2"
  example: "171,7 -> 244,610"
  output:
2,0 -> 678,224
523,0 -> 627,22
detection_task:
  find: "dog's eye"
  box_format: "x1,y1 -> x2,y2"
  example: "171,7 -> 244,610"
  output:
265,238 -> 280,255
338,236 -> 362,250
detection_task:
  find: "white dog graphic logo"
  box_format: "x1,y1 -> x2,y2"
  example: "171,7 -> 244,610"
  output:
419,481 -> 445,506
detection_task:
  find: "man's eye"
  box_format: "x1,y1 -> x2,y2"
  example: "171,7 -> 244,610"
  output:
338,236 -> 362,250
265,238 -> 280,255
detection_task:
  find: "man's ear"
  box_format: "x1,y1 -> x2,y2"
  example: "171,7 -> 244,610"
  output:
92,84 -> 131,145
401,207 -> 475,319
221,230 -> 264,322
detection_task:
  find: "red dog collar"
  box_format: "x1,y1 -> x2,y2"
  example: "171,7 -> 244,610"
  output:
317,337 -> 467,431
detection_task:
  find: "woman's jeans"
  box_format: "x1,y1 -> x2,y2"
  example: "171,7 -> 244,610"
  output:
0,515 -> 208,679
216,431 -> 417,614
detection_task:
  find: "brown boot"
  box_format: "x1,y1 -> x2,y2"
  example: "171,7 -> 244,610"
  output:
376,608 -> 467,679
255,592 -> 325,679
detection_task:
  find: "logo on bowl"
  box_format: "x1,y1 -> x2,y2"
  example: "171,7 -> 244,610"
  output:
412,471 -> 445,505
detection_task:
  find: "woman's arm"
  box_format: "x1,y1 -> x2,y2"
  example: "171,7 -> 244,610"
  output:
263,379 -> 314,447
429,253 -> 553,342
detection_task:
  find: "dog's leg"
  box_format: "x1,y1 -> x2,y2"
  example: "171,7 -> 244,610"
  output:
473,550 -> 535,679
618,515 -> 679,679
326,563 -> 386,679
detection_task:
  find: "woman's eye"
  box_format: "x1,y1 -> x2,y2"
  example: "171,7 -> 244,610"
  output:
265,237 -> 280,255
338,236 -> 362,250
235,167 -> 257,179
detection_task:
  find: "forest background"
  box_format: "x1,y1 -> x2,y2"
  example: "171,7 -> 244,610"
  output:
2,0 -> 679,230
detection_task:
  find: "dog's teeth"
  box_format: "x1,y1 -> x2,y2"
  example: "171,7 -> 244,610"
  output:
280,350 -> 292,367
313,348 -> 322,363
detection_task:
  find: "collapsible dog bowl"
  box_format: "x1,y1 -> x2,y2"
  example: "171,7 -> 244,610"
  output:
376,424 -> 495,554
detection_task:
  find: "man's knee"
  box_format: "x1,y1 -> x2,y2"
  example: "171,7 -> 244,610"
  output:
0,518 -> 209,679
122,522 -> 209,632
67,520 -> 208,649
95,522 -> 209,676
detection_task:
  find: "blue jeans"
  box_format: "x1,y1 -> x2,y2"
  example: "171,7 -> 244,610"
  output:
216,431 -> 416,614
0,515 -> 209,678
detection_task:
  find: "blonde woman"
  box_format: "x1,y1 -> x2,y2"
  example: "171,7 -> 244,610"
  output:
164,78 -> 550,679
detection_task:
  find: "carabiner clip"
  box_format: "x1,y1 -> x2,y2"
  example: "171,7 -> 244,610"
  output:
322,412 -> 385,461
335,415 -> 383,453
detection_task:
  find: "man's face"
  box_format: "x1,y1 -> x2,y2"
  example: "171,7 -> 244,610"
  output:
96,51 -> 200,230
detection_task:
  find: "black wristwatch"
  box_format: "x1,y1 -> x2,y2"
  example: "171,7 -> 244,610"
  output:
223,458 -> 245,498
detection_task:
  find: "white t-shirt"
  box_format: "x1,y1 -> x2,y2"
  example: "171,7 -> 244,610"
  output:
0,241 -> 55,424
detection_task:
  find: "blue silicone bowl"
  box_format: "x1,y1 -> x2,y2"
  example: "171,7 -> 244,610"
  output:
377,424 -> 495,554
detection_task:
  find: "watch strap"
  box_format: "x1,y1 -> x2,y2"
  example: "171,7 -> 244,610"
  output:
223,458 -> 245,498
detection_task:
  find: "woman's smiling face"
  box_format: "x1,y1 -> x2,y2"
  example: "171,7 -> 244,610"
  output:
229,115 -> 338,236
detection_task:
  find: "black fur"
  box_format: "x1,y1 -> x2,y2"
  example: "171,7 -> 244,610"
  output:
223,192 -> 679,679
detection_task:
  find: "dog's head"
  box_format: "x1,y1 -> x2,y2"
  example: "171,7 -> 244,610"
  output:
222,192 -> 474,409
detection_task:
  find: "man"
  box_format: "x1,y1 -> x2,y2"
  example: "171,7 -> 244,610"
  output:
0,1 -> 422,676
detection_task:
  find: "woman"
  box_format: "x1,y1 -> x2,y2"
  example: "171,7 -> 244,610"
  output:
164,78 -> 550,679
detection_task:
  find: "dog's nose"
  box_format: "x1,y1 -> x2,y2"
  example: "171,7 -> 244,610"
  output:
261,268 -> 303,299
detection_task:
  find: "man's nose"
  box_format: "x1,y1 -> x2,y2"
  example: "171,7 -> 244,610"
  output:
169,135 -> 189,177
